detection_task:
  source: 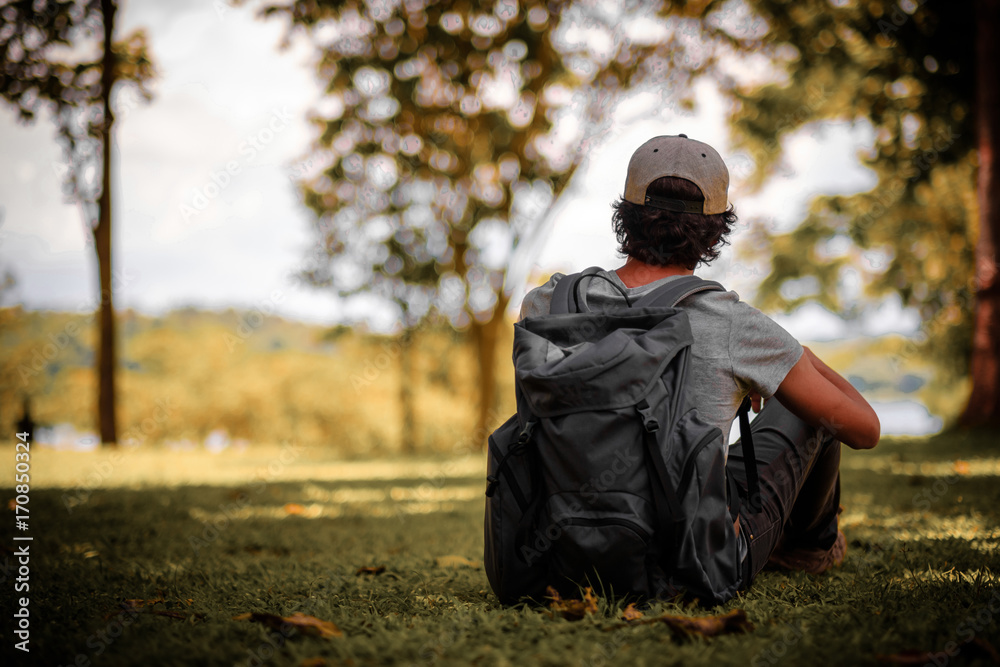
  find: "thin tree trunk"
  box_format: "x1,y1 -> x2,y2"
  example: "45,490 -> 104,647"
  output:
399,329 -> 416,453
448,224 -> 511,447
95,0 -> 118,445
471,292 -> 510,448
960,0 -> 1000,428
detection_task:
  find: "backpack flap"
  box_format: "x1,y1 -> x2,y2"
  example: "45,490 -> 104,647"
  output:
513,309 -> 693,416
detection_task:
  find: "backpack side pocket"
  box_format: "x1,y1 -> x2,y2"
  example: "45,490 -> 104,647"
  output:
484,414 -> 546,604
665,411 -> 742,604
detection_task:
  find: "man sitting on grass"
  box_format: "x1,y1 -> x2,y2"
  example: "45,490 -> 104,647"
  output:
518,134 -> 881,587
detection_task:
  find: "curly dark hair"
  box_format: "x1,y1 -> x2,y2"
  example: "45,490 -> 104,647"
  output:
611,176 -> 737,269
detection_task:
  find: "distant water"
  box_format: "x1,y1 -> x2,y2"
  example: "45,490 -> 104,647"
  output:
870,399 -> 943,436
34,424 -> 100,451
732,397 -> 943,443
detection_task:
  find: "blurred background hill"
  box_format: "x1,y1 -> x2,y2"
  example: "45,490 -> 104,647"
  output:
0,304 -> 952,453
0,305 -> 513,453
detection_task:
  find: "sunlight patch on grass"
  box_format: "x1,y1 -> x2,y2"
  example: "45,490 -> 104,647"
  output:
893,568 -> 1000,585
844,509 -> 1000,541
7,444 -> 486,488
840,455 -> 1000,477
187,492 -> 479,522
388,485 -> 481,502
297,459 -> 485,483
299,482 -> 482,504
970,539 -> 1000,553
302,484 -> 388,504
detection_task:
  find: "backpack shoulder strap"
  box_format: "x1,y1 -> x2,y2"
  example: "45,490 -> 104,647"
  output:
631,275 -> 726,309
549,266 -> 632,314
631,276 -> 763,519
549,267 -> 601,314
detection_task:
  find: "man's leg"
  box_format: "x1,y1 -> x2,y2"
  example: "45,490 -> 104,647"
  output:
726,398 -> 842,587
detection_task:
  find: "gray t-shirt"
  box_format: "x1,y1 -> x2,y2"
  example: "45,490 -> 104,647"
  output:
518,270 -> 804,444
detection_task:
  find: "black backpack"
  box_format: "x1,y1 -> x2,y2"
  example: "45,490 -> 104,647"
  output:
484,267 -> 761,605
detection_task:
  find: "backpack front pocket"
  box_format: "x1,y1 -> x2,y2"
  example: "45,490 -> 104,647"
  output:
537,492 -> 655,599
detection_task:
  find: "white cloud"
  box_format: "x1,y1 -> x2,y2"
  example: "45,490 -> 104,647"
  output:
0,0 -> 336,322
0,0 -> 910,339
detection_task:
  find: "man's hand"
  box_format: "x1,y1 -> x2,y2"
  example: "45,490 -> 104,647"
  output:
748,390 -> 765,413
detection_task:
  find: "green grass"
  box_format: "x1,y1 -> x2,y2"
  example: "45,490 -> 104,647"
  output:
4,430 -> 1000,666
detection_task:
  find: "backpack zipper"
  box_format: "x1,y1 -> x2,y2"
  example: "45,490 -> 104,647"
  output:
678,427 -> 723,493
562,516 -> 651,542
486,420 -> 537,510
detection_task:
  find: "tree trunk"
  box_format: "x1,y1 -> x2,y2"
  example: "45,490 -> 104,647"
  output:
399,329 -> 416,453
95,0 -> 118,445
471,292 -> 510,448
960,0 -> 1000,428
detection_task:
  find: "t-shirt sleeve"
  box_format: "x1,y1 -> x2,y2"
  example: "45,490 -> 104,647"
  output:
728,301 -> 804,398
517,272 -> 565,321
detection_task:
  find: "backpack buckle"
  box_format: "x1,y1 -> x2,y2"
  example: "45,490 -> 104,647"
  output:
485,475 -> 499,497
485,419 -> 537,498
636,400 -> 659,432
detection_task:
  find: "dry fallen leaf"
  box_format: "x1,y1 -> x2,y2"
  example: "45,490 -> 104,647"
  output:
62,542 -> 100,559
234,612 -> 343,639
954,460 -> 971,475
878,637 -> 1000,665
622,603 -> 644,621
624,608 -> 754,638
283,613 -> 343,639
435,555 -> 481,569
546,586 -> 599,620
284,503 -> 306,515
355,565 -> 386,576
972,637 -> 1000,663
875,650 -> 937,665
148,610 -> 204,621
122,598 -> 165,609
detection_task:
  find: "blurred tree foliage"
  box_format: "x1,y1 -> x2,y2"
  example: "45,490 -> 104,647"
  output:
729,0 -> 997,425
0,0 -> 156,443
260,0 -> 764,441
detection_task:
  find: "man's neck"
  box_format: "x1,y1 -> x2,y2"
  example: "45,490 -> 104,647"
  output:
614,257 -> 694,289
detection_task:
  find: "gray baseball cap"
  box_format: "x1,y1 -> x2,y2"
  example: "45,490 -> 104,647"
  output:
622,134 -> 730,215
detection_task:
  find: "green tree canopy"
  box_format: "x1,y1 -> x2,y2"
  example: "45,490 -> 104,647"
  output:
262,0 -> 765,438
263,0 -> 996,433
728,0 -> 994,425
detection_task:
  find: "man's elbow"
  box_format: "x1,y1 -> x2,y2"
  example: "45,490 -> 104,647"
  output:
849,412 -> 881,450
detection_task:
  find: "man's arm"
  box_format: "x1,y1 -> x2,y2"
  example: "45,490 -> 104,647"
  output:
772,346 -> 881,450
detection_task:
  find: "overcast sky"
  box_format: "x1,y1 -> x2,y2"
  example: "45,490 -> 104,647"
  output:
0,0 -> 920,340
